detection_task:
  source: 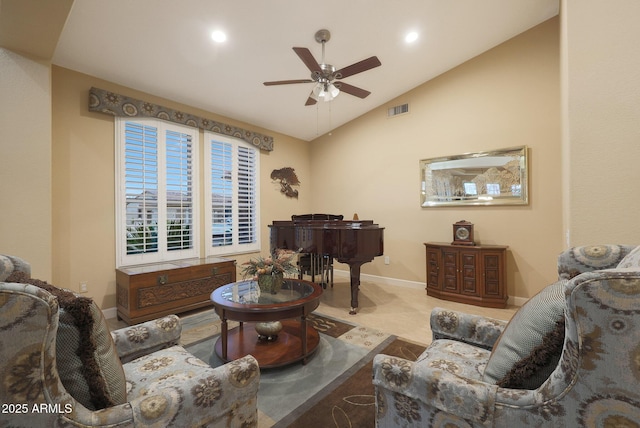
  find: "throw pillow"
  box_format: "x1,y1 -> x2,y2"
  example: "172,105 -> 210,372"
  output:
6,271 -> 127,410
617,245 -> 640,268
482,279 -> 567,389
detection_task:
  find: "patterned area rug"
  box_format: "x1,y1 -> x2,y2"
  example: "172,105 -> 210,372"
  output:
274,332 -> 426,427
182,310 -> 426,427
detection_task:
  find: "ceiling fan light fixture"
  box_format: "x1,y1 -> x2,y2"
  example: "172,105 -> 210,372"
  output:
310,82 -> 340,102
324,83 -> 340,101
310,83 -> 323,101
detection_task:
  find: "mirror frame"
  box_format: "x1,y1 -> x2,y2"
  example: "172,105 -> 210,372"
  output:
420,146 -> 528,207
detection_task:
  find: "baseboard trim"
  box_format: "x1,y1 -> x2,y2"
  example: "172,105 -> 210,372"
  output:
510,296 -> 528,307
103,306 -> 118,320
333,269 -> 425,290
334,269 -> 525,307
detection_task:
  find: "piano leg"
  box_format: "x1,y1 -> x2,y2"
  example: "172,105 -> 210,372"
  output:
348,262 -> 364,315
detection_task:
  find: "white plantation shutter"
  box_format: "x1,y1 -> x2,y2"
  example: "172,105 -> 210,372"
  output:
210,140 -> 234,247
116,118 -> 199,266
165,129 -> 194,251
206,133 -> 260,256
237,145 -> 257,245
123,122 -> 159,256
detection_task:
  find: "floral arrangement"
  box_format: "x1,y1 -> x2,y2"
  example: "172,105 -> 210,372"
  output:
240,249 -> 300,279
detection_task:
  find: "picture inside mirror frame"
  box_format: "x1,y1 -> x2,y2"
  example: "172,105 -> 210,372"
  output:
420,145 -> 528,207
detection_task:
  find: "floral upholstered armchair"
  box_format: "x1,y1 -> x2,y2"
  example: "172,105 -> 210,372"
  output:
0,255 -> 260,427
373,244 -> 640,427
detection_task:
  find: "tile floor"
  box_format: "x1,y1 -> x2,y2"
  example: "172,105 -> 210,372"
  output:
108,278 -> 519,345
315,279 -> 519,344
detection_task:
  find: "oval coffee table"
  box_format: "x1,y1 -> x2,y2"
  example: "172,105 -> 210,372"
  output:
210,279 -> 323,368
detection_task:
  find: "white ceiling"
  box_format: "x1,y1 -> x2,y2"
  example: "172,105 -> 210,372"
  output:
52,0 -> 559,141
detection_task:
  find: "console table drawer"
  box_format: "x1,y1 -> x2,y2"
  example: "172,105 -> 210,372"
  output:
116,258 -> 236,325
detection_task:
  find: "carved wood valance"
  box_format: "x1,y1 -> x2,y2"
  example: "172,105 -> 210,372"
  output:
88,87 -> 274,151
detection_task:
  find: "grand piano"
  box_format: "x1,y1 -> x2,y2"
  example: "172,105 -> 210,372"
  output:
269,217 -> 384,314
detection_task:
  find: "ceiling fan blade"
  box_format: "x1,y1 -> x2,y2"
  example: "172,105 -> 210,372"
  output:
293,47 -> 322,74
264,79 -> 314,86
334,56 -> 381,79
335,82 -> 371,98
304,88 -> 318,106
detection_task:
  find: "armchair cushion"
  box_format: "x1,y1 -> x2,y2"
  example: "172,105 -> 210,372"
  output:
6,271 -> 127,410
430,307 -> 507,350
482,279 -> 567,389
617,245 -> 640,268
415,339 -> 491,380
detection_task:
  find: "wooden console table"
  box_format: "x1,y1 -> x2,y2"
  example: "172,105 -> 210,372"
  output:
116,257 -> 235,324
424,242 -> 508,308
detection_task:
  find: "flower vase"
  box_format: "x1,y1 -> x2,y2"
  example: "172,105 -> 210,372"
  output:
257,272 -> 284,294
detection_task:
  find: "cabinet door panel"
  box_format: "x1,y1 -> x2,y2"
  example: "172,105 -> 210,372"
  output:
482,253 -> 503,297
460,251 -> 480,296
425,247 -> 441,291
442,249 -> 460,292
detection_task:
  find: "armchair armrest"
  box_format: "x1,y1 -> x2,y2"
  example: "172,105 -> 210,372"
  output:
62,354 -> 260,427
111,315 -> 181,363
373,354 -> 498,424
430,307 -> 507,350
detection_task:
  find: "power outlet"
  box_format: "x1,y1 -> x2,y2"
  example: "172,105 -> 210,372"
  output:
384,256 -> 390,265
79,282 -> 88,293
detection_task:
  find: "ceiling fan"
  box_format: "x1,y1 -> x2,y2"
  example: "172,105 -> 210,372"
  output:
263,29 -> 381,106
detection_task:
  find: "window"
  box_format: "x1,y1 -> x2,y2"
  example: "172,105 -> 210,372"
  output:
116,118 -> 199,266
205,132 -> 260,256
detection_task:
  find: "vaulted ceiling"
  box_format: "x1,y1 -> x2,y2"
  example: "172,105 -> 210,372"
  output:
2,0 -> 559,141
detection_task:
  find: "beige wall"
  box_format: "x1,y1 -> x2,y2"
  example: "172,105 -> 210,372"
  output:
5,4 -> 640,311
310,18 -> 562,301
51,66 -> 310,309
0,48 -> 52,279
562,0 -> 640,246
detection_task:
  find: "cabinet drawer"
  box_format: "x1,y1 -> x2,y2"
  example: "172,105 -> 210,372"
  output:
129,264 -> 222,287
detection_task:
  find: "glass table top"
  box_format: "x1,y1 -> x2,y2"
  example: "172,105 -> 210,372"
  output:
218,279 -> 315,305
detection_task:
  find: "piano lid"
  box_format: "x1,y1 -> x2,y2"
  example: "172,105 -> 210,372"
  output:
270,219 -> 383,230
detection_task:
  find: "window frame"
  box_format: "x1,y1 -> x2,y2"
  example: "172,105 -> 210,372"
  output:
115,118 -> 200,267
204,132 -> 261,257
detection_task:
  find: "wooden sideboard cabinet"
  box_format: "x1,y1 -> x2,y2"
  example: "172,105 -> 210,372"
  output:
116,257 -> 236,325
424,242 -> 508,308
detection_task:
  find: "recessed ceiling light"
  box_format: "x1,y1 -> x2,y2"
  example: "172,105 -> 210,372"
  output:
211,30 -> 227,43
405,31 -> 419,44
